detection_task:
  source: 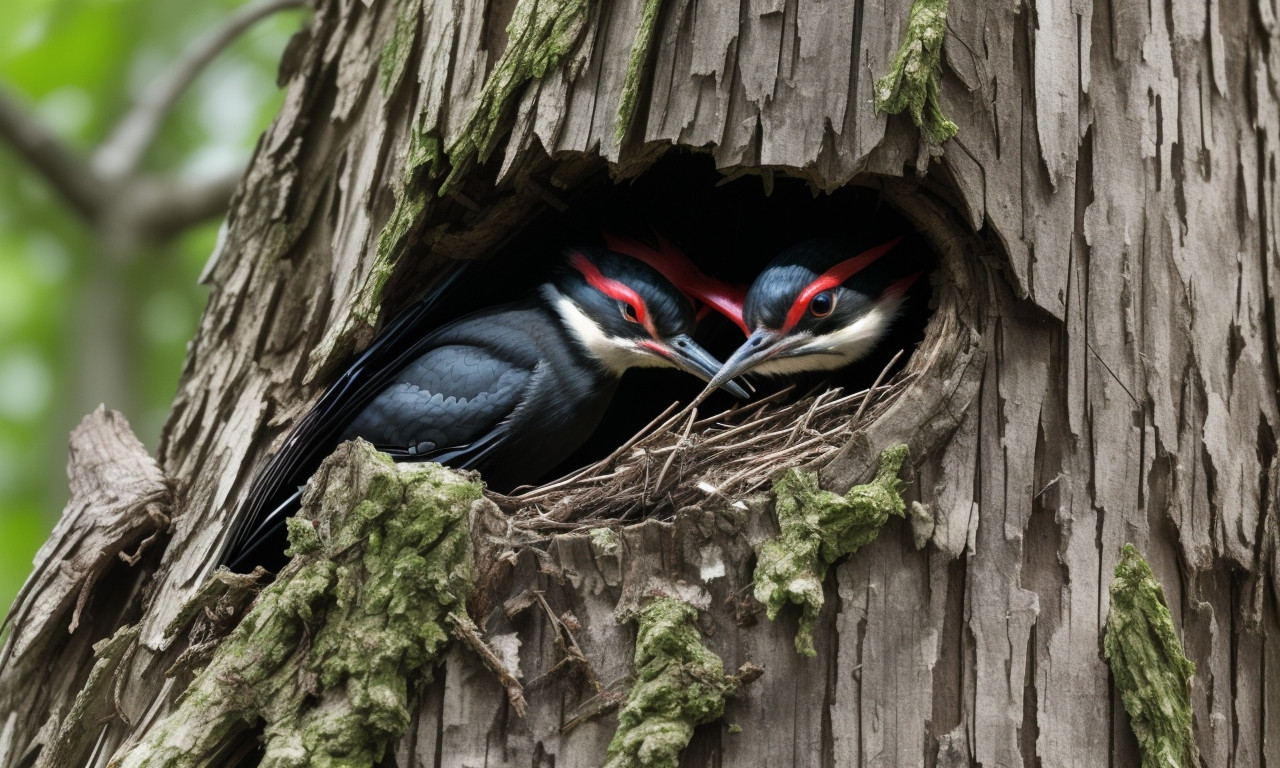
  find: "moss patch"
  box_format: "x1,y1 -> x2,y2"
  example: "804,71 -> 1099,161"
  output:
615,0 -> 663,142
754,445 -> 908,656
1104,544 -> 1197,768
589,526 -> 620,556
378,0 -> 422,97
873,0 -> 957,145
117,441 -> 480,768
604,598 -> 737,768
443,0 -> 590,191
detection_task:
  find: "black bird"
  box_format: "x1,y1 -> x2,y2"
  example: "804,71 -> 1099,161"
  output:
704,237 -> 923,390
224,245 -> 748,571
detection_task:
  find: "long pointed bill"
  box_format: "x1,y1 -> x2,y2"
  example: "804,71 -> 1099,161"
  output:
701,327 -> 802,394
658,334 -> 751,398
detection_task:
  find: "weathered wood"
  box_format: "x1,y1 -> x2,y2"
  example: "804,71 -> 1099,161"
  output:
2,0 -> 1277,764
0,408 -> 173,768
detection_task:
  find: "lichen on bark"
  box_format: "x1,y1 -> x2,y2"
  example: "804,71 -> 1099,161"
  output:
615,0 -> 663,141
754,445 -> 909,656
444,0 -> 591,190
1104,544 -> 1198,768
603,598 -> 738,768
378,0 -> 422,97
873,0 -> 957,145
115,440 -> 480,768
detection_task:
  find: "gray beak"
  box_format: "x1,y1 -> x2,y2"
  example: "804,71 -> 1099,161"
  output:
702,327 -> 792,395
663,334 -> 751,399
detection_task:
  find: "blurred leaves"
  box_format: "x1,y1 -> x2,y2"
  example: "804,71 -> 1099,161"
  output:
0,0 -> 306,624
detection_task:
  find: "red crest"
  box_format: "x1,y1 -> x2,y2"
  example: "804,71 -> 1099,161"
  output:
603,232 -> 750,335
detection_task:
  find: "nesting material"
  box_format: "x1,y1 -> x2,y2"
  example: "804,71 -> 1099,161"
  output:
493,357 -> 914,528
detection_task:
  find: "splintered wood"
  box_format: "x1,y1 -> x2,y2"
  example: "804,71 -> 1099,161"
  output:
500,369 -> 913,528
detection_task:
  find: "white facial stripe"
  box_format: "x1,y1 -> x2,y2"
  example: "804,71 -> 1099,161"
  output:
752,300 -> 901,376
545,286 -> 676,376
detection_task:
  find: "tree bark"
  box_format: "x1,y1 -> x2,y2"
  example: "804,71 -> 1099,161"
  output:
2,0 -> 1277,766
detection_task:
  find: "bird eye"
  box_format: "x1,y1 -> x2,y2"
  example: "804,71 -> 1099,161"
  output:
621,303 -> 640,323
809,291 -> 836,317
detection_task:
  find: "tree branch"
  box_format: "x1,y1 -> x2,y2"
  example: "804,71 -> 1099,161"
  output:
94,0 -> 309,180
0,85 -> 107,221
133,168 -> 244,240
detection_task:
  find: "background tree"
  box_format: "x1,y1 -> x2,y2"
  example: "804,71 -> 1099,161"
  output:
0,0 -> 305,618
2,0 -> 1277,766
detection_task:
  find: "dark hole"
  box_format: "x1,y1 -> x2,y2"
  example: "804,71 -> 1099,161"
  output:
246,155 -> 938,561
229,153 -> 940,570
373,151 -> 936,489
477,152 -> 936,483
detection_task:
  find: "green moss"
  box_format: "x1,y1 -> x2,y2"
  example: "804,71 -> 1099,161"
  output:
284,515 -> 322,557
116,441 -> 480,768
873,0 -> 957,145
589,526 -> 620,556
753,445 -> 908,656
615,0 -> 663,142
443,0 -> 591,191
1104,544 -> 1197,768
604,599 -> 738,768
378,0 -> 422,97
359,0 -> 591,345
405,127 -> 446,187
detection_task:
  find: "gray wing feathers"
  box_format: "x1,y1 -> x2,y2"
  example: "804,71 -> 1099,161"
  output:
343,344 -> 530,453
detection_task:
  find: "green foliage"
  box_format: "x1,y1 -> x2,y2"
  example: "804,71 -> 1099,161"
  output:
753,445 -> 908,656
1104,544 -> 1198,768
0,0 -> 304,625
605,598 -> 737,768
873,0 -> 957,146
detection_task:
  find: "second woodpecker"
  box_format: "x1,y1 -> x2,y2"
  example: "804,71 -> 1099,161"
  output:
705,237 -> 923,390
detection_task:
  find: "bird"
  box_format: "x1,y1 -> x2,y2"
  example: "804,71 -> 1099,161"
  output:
222,243 -> 749,572
702,237 -> 924,391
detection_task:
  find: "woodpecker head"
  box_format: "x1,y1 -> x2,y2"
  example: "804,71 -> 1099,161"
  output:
546,246 -> 749,398
705,237 -> 921,389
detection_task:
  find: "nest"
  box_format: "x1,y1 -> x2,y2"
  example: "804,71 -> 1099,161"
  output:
492,353 -> 913,529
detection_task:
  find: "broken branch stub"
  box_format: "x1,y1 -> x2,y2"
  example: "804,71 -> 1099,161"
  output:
2,407 -> 173,658
0,408 -> 173,768
873,0 -> 957,146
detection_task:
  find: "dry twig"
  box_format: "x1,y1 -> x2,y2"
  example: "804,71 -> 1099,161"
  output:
497,356 -> 914,528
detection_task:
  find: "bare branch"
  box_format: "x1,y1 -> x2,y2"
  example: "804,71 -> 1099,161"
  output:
0,85 -> 107,221
95,0 -> 309,179
132,167 -> 243,240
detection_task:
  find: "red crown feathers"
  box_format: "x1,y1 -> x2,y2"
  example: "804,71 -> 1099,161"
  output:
603,232 -> 750,335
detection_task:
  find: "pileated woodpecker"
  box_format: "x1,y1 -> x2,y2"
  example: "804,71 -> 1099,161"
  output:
224,244 -> 747,571
704,237 -> 923,390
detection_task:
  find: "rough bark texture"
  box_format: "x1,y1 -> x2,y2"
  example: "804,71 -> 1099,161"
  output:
2,0 -> 1278,765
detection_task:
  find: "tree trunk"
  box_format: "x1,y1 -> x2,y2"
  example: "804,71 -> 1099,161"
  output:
3,0 -> 1277,766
